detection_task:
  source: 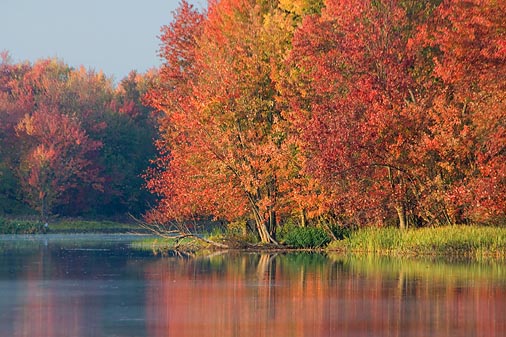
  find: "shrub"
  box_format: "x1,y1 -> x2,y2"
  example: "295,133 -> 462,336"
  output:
282,226 -> 331,249
328,224 -> 353,240
206,220 -> 258,248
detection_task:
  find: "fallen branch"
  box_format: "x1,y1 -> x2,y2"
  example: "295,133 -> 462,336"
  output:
129,214 -> 229,249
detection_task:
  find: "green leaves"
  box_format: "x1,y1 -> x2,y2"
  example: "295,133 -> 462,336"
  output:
282,226 -> 331,248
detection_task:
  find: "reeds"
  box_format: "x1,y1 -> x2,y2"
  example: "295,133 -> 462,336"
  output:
328,225 -> 506,260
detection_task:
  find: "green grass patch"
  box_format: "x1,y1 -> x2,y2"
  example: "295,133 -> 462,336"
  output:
328,225 -> 506,260
48,220 -> 141,233
0,218 -> 48,234
131,236 -> 211,254
0,217 -> 143,234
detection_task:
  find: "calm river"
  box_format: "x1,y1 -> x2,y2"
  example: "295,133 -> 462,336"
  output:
0,234 -> 505,337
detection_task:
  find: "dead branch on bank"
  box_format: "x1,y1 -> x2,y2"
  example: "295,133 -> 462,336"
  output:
129,214 -> 229,249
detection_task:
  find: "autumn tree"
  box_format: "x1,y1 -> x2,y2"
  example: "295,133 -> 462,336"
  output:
1,57 -> 156,218
282,0 -> 505,227
0,59 -> 32,213
282,0 -> 437,228
16,108 -> 102,219
146,0 -> 301,243
143,1 -> 207,225
410,0 -> 506,224
4,60 -> 106,218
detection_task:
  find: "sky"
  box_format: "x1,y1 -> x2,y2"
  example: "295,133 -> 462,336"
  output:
1,0 -> 203,81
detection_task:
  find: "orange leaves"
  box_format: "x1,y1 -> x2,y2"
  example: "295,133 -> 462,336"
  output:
30,144 -> 56,162
283,0 -> 449,226
145,0 -> 505,230
146,0 -> 300,242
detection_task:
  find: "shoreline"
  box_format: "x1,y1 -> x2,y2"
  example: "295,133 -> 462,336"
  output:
131,225 -> 506,262
2,219 -> 504,261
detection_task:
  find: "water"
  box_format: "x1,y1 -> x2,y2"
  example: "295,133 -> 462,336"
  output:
0,234 -> 505,337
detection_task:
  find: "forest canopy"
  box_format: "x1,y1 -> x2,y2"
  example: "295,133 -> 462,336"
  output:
1,0 -> 504,241
145,0 -> 505,243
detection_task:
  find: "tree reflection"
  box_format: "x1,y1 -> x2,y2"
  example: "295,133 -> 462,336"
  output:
145,254 -> 506,337
1,241 -> 141,337
2,243 -> 505,337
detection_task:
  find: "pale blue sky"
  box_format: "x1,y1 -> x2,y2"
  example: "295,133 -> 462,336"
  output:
1,0 -> 203,80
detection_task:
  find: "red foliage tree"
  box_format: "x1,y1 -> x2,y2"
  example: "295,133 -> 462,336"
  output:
146,0 -> 298,243
16,108 -> 102,219
0,61 -> 31,161
147,0 -> 505,231
284,0 -> 432,227
2,55 -> 158,218
283,0 -> 505,227
4,59 -> 106,218
143,1 -> 209,223
410,0 -> 506,224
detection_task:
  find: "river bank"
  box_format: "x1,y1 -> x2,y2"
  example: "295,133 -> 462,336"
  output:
2,217 -> 505,261
132,225 -> 506,261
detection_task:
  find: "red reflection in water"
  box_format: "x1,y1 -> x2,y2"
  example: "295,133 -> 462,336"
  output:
11,254 -> 85,337
8,250 -> 102,337
15,255 -> 55,337
145,255 -> 506,337
6,251 -> 506,337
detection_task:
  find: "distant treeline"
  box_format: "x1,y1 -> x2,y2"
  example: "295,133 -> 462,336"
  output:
0,57 -> 156,219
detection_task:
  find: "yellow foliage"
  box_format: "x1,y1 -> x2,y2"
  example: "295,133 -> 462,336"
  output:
278,0 -> 323,16
278,0 -> 305,15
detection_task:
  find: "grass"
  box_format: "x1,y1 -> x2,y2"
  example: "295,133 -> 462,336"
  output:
0,217 -> 143,234
132,224 -> 506,261
281,226 -> 331,248
48,220 -> 141,233
131,236 -> 214,255
328,225 -> 506,260
0,218 -> 48,234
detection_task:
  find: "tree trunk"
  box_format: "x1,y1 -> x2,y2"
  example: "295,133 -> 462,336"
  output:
395,203 -> 407,230
40,195 -> 46,222
266,177 -> 277,239
253,210 -> 278,244
248,193 -> 278,244
300,209 -> 307,227
268,209 -> 276,239
388,166 -> 407,230
257,219 -> 273,244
